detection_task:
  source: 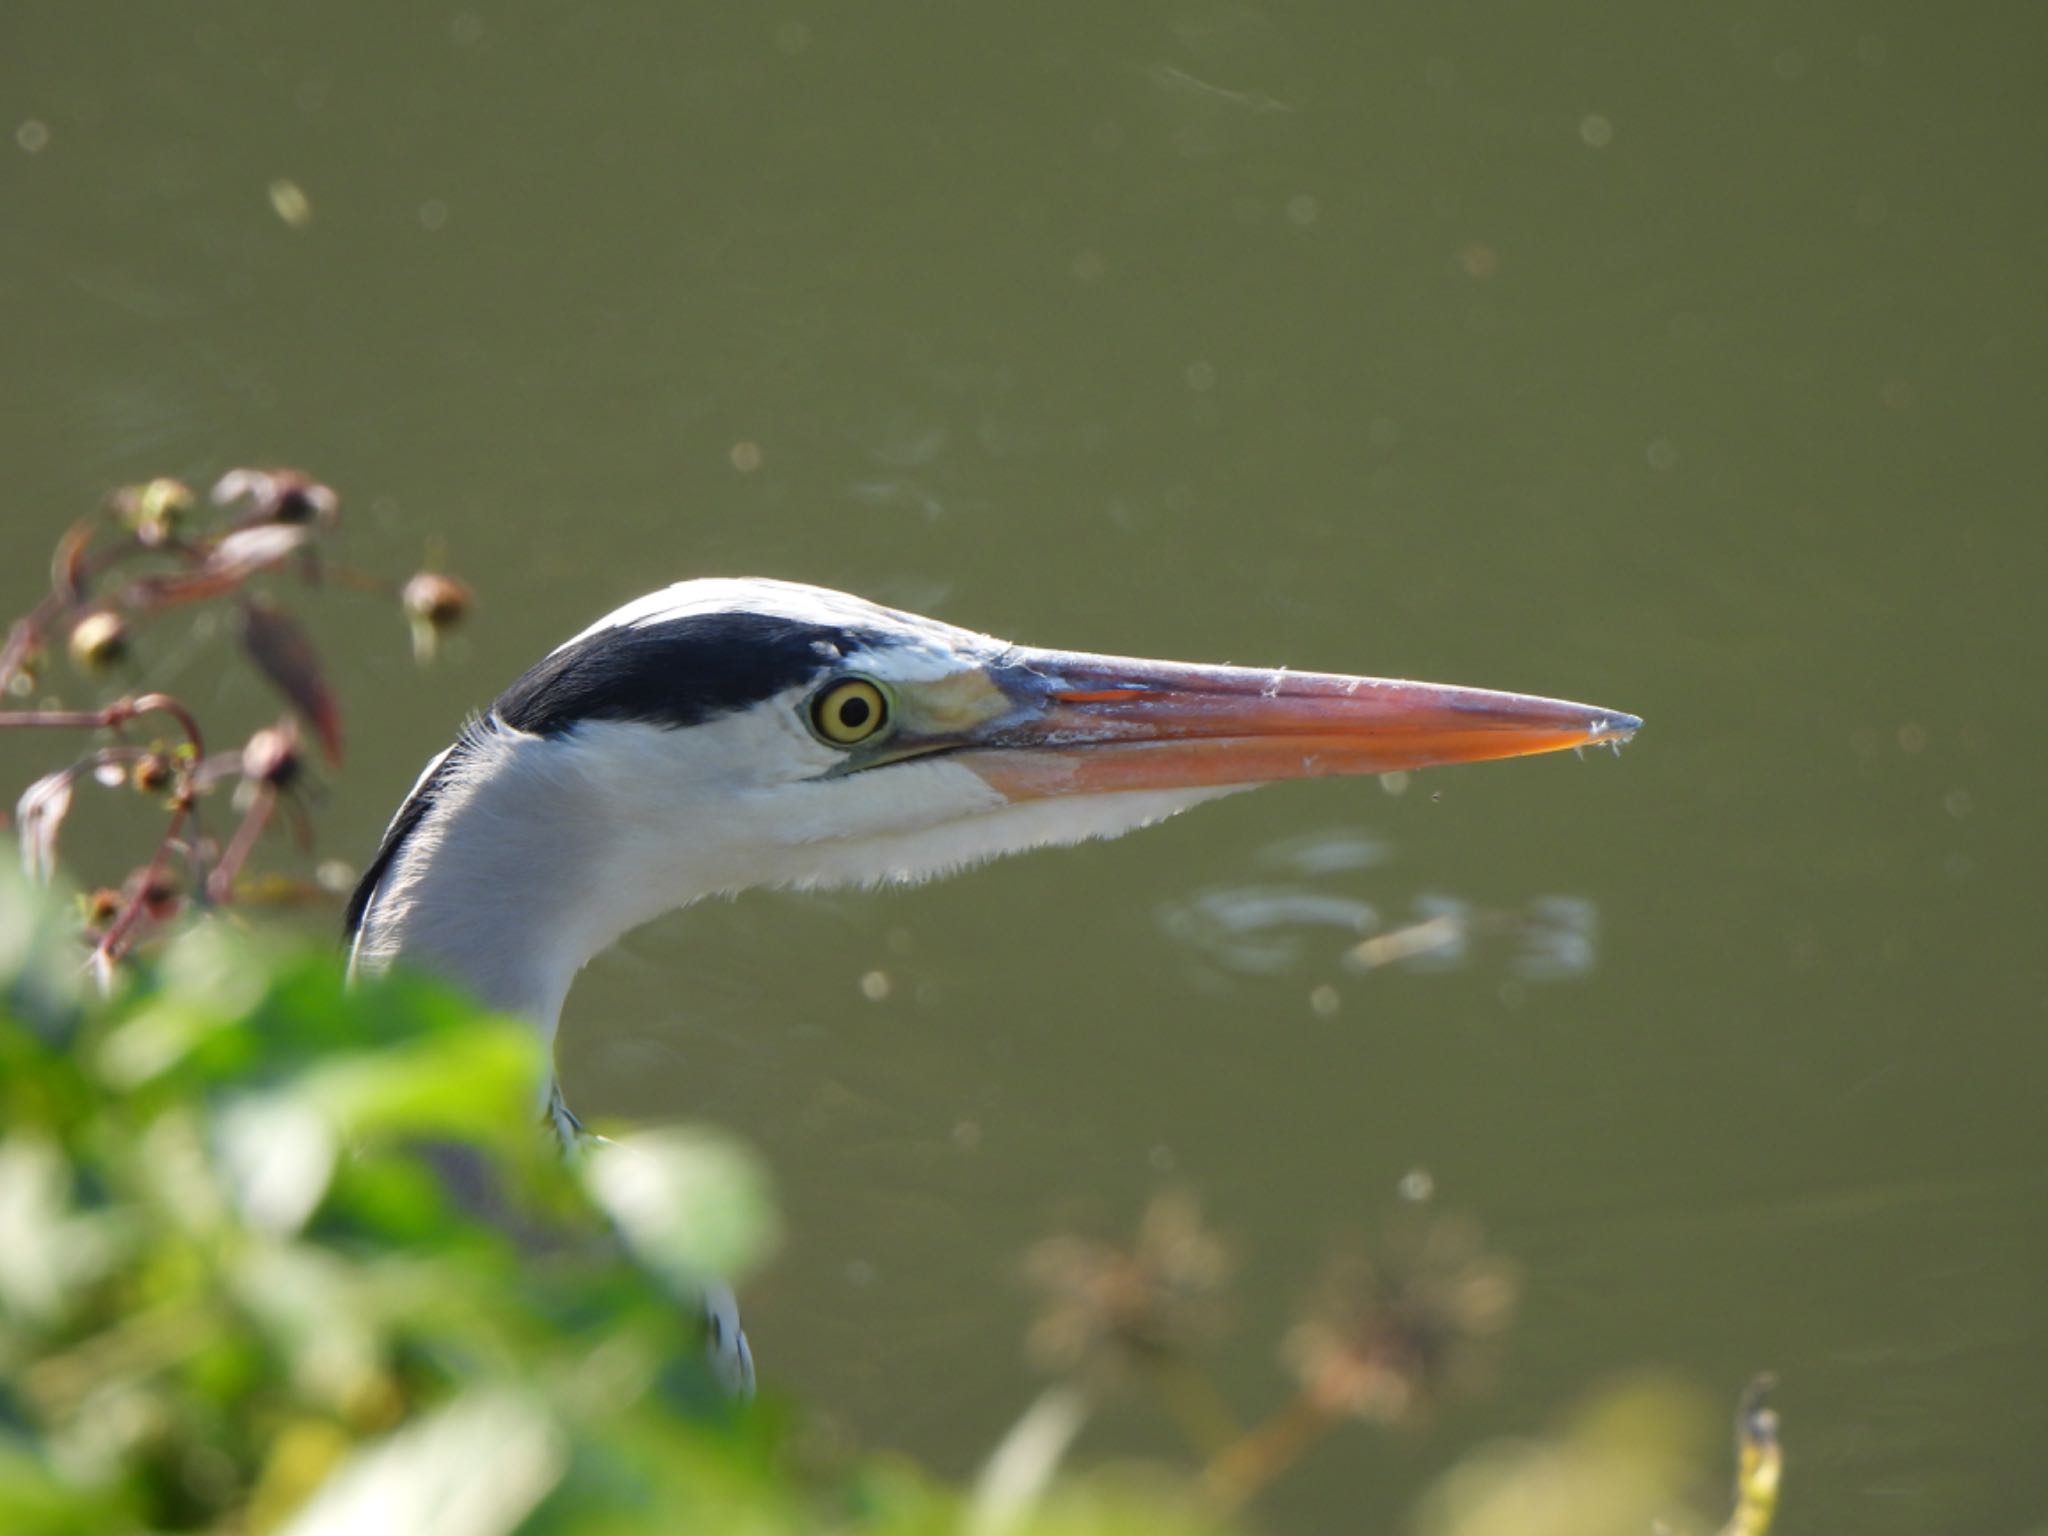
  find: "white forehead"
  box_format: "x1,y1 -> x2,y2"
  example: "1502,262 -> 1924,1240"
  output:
557,577 -> 998,683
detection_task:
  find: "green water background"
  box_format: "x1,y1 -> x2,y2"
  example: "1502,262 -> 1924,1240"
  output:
5,4 -> 2044,1527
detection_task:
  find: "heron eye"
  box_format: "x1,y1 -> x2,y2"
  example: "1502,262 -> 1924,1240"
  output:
809,677 -> 890,746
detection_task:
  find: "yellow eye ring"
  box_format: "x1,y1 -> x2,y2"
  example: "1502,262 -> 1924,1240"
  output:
809,677 -> 891,746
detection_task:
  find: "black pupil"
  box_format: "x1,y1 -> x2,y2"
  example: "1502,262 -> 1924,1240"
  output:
837,694 -> 872,730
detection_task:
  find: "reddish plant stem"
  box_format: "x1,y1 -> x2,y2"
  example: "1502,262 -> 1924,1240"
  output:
0,619 -> 24,684
4,691 -> 210,973
49,517 -> 100,604
205,784 -> 276,904
8,471 -> 439,972
126,694 -> 206,759
0,693 -> 206,760
1,517 -> 265,693
1,708 -> 139,730
92,789 -> 193,974
1199,1392 -> 1340,1515
4,526 -> 169,690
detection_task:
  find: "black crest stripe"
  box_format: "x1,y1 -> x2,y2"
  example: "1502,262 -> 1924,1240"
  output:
493,612 -> 875,737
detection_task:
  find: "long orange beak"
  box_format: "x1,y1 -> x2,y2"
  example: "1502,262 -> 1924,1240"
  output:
940,649 -> 1640,801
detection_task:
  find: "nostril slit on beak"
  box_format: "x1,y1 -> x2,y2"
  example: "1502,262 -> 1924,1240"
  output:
1054,687 -> 1153,704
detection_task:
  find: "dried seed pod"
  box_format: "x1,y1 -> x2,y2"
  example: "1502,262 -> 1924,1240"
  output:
131,752 -> 174,794
211,467 -> 339,527
403,571 -> 472,626
6,638 -> 45,695
403,571 -> 473,663
111,478 -> 196,546
68,610 -> 130,672
241,724 -> 302,790
128,870 -> 181,924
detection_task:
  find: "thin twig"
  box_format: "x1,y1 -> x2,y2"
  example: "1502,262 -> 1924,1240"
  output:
1199,1392 -> 1339,1515
205,783 -> 276,904
91,789 -> 192,976
0,693 -> 206,759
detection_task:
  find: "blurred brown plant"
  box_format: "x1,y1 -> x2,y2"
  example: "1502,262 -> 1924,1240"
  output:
1281,1212 -> 1519,1426
1192,1211 -> 1520,1516
1,468 -> 468,974
1002,1193 -> 1781,1532
1024,1190 -> 1233,1383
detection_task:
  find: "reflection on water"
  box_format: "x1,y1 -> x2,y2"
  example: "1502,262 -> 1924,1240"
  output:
1345,894 -> 1600,982
1158,883 -> 1378,975
1158,828 -> 1600,983
1255,827 -> 1388,876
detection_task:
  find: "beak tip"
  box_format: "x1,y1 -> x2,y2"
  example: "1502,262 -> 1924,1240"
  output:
1591,710 -> 1643,744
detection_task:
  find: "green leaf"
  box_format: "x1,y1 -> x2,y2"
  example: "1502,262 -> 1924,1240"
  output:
227,1245 -> 387,1413
215,1096 -> 336,1237
288,1019 -> 545,1145
0,873 -> 86,1044
0,1136 -> 123,1326
0,1431 -> 123,1534
94,923 -> 272,1091
582,1129 -> 780,1290
278,1388 -> 565,1536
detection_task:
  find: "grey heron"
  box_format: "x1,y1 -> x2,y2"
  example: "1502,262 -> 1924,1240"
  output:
344,577 -> 1640,1393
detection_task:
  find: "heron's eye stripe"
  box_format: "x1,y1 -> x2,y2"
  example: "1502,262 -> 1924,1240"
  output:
809,677 -> 891,746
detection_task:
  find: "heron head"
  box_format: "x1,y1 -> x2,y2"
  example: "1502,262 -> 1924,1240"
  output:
346,576 -> 1638,1049
466,577 -> 1639,898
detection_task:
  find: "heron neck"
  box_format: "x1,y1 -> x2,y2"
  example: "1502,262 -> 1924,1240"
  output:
349,725 -> 703,1050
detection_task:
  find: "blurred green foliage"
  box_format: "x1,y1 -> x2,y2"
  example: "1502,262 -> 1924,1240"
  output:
0,871 -> 1765,1536
0,872 -> 896,1535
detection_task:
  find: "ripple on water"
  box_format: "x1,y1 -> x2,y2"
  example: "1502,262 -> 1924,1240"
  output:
1155,830 -> 1601,983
